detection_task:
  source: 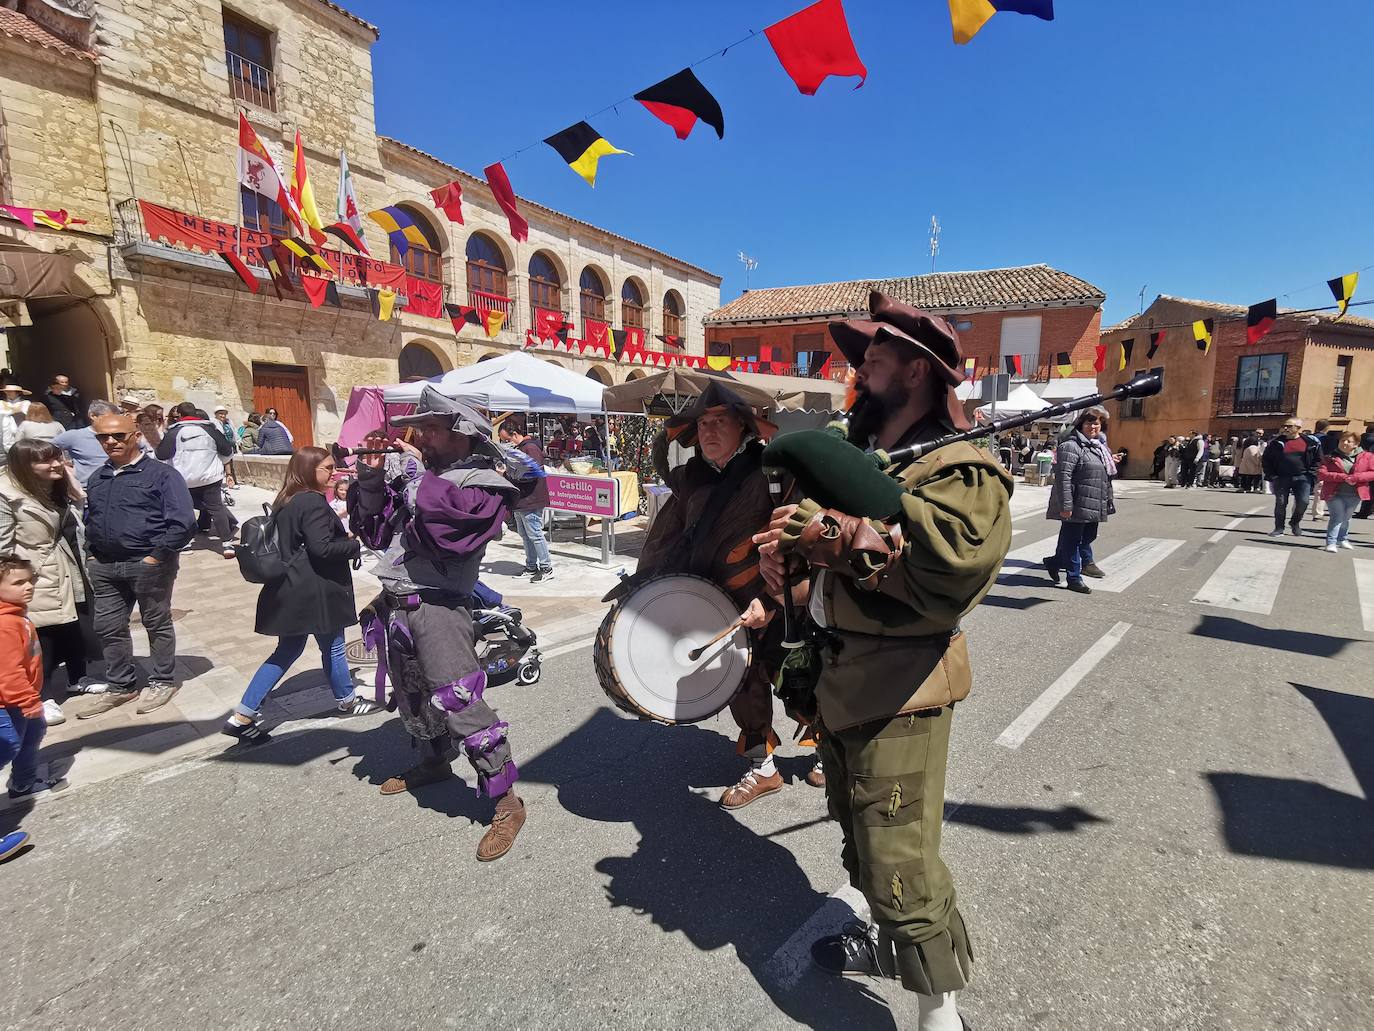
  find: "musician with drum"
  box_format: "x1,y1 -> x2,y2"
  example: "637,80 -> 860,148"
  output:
626,380 -> 819,809
755,292 -> 1013,1028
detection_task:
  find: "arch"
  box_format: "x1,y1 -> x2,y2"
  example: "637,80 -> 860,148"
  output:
542,358 -> 566,369
465,231 -> 510,301
476,351 -> 502,362
388,202 -> 445,285
625,368 -> 647,381
620,276 -> 647,330
528,250 -> 564,324
580,264 -> 609,322
398,340 -> 446,381
663,288 -> 685,340
585,364 -> 612,385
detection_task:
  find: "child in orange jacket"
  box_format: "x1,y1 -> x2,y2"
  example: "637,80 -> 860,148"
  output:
1,554 -> 46,862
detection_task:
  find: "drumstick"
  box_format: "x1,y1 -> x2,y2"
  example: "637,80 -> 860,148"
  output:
687,616 -> 746,662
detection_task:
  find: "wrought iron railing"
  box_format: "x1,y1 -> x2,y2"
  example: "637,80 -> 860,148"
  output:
1214,384 -> 1298,416
114,197 -> 144,246
227,52 -> 275,111
1332,386 -> 1350,417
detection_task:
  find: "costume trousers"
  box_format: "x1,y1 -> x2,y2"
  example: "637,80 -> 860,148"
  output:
820,706 -> 973,995
388,599 -> 517,797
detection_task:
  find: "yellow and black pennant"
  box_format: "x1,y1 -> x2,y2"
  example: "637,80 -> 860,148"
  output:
1328,272 -> 1358,318
1192,318 -> 1214,354
1056,351 -> 1072,377
281,236 -> 331,273
1119,339 -> 1133,371
544,121 -> 630,187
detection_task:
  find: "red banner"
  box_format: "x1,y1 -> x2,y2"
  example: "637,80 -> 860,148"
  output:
584,318 -> 610,352
405,276 -> 443,319
535,307 -> 566,341
138,201 -> 405,291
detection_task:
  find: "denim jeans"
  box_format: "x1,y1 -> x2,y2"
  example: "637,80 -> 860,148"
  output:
515,509 -> 551,571
89,556 -> 179,693
0,706 -> 46,789
1272,475 -> 1313,532
1325,493 -> 1359,546
1054,521 -> 1099,582
236,632 -> 353,718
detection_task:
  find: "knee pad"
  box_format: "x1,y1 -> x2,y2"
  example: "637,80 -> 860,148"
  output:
462,721 -> 509,760
429,670 -> 487,713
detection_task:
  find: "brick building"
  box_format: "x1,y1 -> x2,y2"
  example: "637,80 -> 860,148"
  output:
1097,294 -> 1374,473
0,0 -> 719,445
703,264 -> 1106,389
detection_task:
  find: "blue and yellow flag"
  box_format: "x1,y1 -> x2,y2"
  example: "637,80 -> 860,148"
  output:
948,0 -> 1054,45
367,206 -> 430,257
544,122 -> 630,188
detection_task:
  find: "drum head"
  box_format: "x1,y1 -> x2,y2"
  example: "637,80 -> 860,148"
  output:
607,575 -> 750,723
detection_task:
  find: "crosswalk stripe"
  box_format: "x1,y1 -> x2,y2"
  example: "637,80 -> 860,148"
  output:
999,535 -> 1059,577
1093,538 -> 1184,593
1207,504 -> 1270,544
1354,560 -> 1374,632
1190,545 -> 1289,615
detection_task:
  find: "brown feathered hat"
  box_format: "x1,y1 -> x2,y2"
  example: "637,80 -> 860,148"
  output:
829,290 -> 971,431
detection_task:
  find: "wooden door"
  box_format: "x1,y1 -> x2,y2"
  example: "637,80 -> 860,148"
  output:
251,363 -> 312,447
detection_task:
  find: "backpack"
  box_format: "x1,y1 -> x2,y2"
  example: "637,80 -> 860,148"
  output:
235,504 -> 291,585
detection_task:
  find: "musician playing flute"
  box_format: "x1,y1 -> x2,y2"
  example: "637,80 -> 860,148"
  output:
755,292 -> 1012,1030
349,387 -> 528,862
635,380 -> 821,809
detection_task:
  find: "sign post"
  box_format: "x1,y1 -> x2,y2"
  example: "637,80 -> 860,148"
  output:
545,472 -> 620,566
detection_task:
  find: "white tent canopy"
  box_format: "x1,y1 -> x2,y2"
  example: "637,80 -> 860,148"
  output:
974,383 -> 1050,421
382,352 -> 605,415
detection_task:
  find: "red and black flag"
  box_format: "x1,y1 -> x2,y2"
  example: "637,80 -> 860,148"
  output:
322,221 -> 368,254
218,249 -> 259,294
1004,354 -> 1022,377
445,303 -> 481,335
1246,299 -> 1277,345
324,280 -> 342,308
1056,351 -> 1072,377
1193,318 -> 1214,354
634,68 -> 725,141
764,0 -> 867,96
1328,272 -> 1358,318
1119,339 -> 1133,371
1146,330 -> 1165,359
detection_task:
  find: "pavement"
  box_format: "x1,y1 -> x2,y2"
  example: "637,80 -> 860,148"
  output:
3,479 -> 1371,1029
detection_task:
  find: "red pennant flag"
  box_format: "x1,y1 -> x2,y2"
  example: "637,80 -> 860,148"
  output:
764,0 -> 868,96
0,204 -> 37,230
483,162 -> 528,242
1246,299 -> 1278,345
300,275 -> 330,309
430,181 -> 465,224
218,249 -> 259,294
1093,344 -> 1107,372
535,307 -> 565,341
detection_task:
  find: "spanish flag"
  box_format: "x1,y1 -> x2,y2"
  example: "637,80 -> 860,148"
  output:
544,122 -> 630,188
290,132 -> 327,246
1119,339 -> 1133,371
1056,352 -> 1072,377
1245,299 -> 1277,346
948,0 -> 1054,45
367,206 -> 430,257
1193,318 -> 1214,354
1328,272 -> 1358,318
1146,330 -> 1165,359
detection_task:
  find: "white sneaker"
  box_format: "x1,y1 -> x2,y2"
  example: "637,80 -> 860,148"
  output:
1340,541 -> 1355,550
1324,544 -> 1339,553
42,699 -> 66,726
73,677 -> 108,695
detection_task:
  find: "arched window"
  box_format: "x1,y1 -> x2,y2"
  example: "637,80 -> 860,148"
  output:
580,268 -> 607,322
663,290 -> 684,340
528,252 -> 562,325
465,233 -> 508,299
398,342 -> 443,381
388,207 -> 443,284
621,279 -> 645,330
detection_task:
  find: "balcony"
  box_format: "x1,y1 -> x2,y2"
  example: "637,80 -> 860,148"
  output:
999,352 -> 1051,383
1332,386 -> 1350,417
227,52 -> 275,111
470,288 -> 512,317
1214,384 -> 1299,417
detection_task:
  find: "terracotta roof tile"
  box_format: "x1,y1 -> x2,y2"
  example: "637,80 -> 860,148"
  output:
0,7 -> 96,61
704,264 -> 1105,324
1151,294 -> 1374,331
313,0 -> 378,37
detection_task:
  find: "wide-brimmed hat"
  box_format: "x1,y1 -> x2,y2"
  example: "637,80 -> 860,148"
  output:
829,290 -> 970,430
390,385 -> 492,438
0,383 -> 31,396
665,379 -> 778,448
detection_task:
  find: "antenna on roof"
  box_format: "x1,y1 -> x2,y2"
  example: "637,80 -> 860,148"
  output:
929,216 -> 941,273
1138,284 -> 1147,313
737,250 -> 758,290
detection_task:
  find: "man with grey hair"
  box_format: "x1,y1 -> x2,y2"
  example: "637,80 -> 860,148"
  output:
52,400 -> 138,486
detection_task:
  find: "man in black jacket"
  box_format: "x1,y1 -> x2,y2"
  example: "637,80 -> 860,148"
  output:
1262,417 -> 1322,538
76,413 -> 197,719
42,374 -> 84,430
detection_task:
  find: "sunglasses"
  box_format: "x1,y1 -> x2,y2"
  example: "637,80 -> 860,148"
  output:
95,431 -> 133,442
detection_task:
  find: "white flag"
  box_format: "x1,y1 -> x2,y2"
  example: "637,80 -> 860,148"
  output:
237,112 -> 301,231
336,149 -> 370,255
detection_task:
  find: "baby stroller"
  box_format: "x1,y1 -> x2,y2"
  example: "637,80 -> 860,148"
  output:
471,580 -> 542,685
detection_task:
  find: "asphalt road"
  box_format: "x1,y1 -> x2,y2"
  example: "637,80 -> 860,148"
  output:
4,484 -> 1372,1030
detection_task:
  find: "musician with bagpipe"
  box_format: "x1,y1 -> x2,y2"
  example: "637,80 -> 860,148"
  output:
754,291 -> 1014,1025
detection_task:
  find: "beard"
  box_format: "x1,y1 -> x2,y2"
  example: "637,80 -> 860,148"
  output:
846,382 -> 910,447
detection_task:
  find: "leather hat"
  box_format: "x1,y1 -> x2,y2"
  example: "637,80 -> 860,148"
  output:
829,290 -> 970,430
665,379 -> 777,448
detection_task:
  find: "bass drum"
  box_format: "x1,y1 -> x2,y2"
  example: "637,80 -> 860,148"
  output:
594,573 -> 750,725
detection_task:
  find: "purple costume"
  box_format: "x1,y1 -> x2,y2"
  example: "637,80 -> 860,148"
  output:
351,455 -> 520,798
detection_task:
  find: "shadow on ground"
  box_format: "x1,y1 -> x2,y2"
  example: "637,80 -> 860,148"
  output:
1191,615 -> 1362,658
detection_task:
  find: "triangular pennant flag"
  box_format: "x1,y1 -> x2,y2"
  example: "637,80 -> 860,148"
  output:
1246,299 -> 1277,345
764,0 -> 867,96
707,355 -> 732,371
1146,330 -> 1165,359
1056,351 -> 1072,377
429,181 -> 465,224
322,221 -> 368,253
556,321 -> 572,346
324,280 -> 342,309
1192,318 -> 1214,354
634,68 -> 725,140
371,288 -> 396,322
290,131 -> 327,245
300,275 -> 330,309
483,162 -> 528,242
281,236 -> 331,273
1119,339 -> 1133,371
218,249 -> 259,294
1328,272 -> 1358,318
0,204 -> 38,230
484,309 -> 507,338
948,0 -> 1055,45
1093,345 -> 1107,372
1004,354 -> 1022,377
445,303 -> 480,334
544,121 -> 630,188
611,328 -> 630,360
268,242 -> 299,296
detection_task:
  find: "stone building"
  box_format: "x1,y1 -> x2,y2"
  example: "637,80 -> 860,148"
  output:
1097,294 -> 1374,472
0,0 -> 720,445
703,264 -> 1106,391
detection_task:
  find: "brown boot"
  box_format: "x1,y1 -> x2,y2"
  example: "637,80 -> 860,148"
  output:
720,768 -> 783,810
379,759 -> 454,796
805,762 -> 826,789
476,792 -> 526,862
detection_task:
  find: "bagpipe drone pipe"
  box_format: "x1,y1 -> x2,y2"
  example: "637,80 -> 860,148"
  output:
761,370 -> 1164,520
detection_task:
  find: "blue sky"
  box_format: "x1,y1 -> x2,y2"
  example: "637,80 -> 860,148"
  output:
346,0 -> 1373,325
